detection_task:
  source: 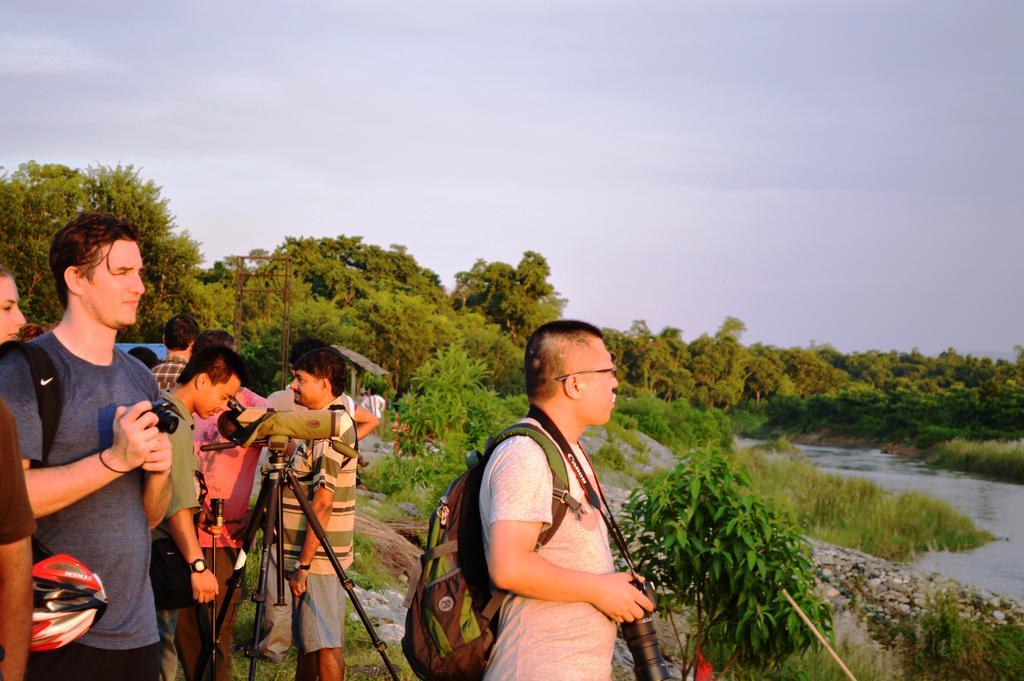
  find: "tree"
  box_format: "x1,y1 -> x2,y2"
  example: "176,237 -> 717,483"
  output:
688,318 -> 750,411
452,251 -> 564,342
346,289 -> 456,392
0,162 -> 206,340
624,451 -> 831,678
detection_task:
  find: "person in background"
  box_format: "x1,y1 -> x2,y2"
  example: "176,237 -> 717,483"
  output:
152,314 -> 200,391
257,337 -> 332,662
0,266 -> 27,342
129,346 -> 160,369
0,399 -> 35,681
265,336 -> 330,412
174,329 -> 269,681
280,347 -> 379,681
152,344 -> 248,681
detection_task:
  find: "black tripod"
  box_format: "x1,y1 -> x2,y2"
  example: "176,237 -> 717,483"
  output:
194,435 -> 399,681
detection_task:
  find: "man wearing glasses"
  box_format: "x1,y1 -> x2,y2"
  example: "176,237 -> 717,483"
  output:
479,320 -> 653,681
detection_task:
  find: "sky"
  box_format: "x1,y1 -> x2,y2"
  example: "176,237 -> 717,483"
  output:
2,1 -> 1022,356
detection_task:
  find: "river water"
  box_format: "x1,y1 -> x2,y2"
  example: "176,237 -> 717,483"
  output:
795,443 -> 1023,600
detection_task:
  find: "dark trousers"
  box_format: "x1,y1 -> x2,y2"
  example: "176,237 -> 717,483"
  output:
27,641 -> 160,681
174,546 -> 242,681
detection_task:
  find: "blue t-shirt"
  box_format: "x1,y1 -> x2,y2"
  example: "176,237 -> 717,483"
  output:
0,332 -> 161,650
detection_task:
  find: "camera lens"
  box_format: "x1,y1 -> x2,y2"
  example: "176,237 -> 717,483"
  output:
620,580 -> 672,681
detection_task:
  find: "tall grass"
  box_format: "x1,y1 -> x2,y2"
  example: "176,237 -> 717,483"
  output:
927,438 -> 1024,483
727,639 -> 902,681
906,589 -> 1024,680
731,447 -> 993,561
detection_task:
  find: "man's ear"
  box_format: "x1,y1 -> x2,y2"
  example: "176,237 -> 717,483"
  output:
63,266 -> 84,299
195,372 -> 212,391
562,375 -> 582,400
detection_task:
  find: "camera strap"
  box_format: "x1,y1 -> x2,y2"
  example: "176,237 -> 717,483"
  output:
526,406 -> 637,573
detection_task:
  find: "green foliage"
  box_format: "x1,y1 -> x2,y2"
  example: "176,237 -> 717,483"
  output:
0,162 -> 206,340
732,447 -> 993,561
364,346 -> 525,512
591,443 -> 627,472
763,382 -> 1024,450
727,638 -> 901,681
623,450 -> 832,672
615,395 -> 732,451
926,438 -> 1024,483
907,590 -> 1024,680
452,250 -> 564,342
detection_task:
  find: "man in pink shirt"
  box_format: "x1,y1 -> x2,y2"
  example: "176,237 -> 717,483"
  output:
173,330 -> 268,681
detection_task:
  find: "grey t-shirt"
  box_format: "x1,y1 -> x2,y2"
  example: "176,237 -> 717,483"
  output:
0,332 -> 161,650
479,419 -> 617,681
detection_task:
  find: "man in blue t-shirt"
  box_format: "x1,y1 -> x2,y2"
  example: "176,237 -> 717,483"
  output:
0,213 -> 173,681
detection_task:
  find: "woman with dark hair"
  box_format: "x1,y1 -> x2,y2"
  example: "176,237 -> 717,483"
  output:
0,266 -> 27,342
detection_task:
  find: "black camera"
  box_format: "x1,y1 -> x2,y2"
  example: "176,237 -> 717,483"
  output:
621,580 -> 672,681
150,399 -> 179,434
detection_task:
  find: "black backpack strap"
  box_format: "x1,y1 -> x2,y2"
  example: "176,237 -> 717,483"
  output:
485,423 -> 582,551
0,340 -> 62,466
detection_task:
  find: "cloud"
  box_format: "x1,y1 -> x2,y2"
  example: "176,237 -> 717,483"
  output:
0,33 -> 119,75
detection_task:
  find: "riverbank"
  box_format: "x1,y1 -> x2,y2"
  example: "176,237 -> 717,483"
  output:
746,424 -> 1024,485
729,442 -> 994,561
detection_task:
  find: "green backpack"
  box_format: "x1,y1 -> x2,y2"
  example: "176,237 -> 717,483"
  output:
401,423 -> 582,681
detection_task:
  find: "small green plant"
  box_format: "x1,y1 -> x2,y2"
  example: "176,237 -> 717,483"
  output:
906,589 -> 1024,680
624,450 -> 831,678
592,443 -> 627,472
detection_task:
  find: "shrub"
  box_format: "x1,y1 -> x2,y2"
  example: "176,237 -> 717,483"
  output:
623,450 -> 831,677
616,396 -> 732,452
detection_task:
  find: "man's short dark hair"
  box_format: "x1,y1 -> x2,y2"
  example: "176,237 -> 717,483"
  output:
524,320 -> 604,401
178,345 -> 249,387
193,329 -> 237,353
163,314 -> 200,351
49,212 -> 139,309
289,337 -> 329,366
128,346 -> 160,369
293,347 -> 346,398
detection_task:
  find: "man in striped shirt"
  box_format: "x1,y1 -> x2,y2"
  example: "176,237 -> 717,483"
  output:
281,347 -> 379,681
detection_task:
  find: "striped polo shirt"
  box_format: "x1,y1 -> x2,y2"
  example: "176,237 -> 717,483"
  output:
281,394 -> 358,574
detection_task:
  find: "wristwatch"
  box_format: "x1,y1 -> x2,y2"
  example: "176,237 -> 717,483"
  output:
189,558 -> 208,573
295,562 -> 312,572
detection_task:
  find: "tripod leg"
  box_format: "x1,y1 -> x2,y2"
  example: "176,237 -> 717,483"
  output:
209,547 -> 217,681
194,469 -> 275,681
247,473 -> 282,681
282,468 -> 401,681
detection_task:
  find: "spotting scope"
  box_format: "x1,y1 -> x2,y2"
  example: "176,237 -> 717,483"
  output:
212,398 -> 358,458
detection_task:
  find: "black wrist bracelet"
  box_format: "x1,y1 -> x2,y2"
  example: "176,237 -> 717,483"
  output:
99,450 -> 132,474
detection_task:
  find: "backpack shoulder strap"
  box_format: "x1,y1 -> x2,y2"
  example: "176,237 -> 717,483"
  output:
485,422 -> 582,550
0,340 -> 62,466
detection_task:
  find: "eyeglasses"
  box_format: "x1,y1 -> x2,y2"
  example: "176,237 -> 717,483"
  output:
552,367 -> 616,382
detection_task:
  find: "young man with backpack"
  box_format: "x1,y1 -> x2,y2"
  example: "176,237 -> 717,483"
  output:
151,344 -> 248,681
0,213 -> 173,681
478,320 -> 653,681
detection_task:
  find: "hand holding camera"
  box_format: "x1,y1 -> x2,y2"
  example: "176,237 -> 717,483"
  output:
591,571 -> 655,623
107,401 -> 173,473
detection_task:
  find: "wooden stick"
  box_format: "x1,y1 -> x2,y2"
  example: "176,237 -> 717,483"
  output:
782,589 -> 857,681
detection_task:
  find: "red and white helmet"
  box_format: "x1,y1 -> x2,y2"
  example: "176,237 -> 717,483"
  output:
31,553 -> 108,651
